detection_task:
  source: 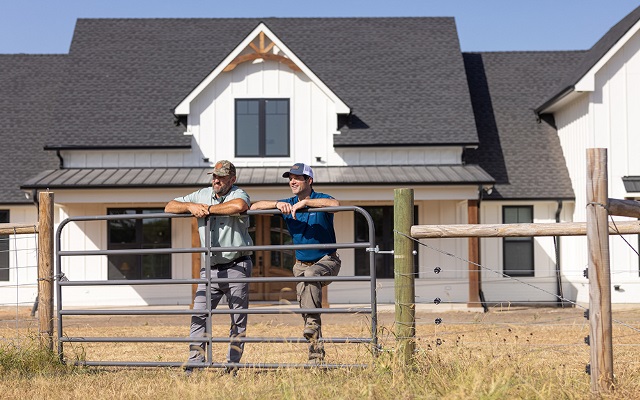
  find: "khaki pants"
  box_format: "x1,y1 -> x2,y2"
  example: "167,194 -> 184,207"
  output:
292,252 -> 341,335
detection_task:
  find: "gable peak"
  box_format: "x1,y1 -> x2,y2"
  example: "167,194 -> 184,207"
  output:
224,28 -> 300,73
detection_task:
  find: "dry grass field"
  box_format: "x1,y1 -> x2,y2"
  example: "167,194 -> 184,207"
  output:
2,305 -> 640,399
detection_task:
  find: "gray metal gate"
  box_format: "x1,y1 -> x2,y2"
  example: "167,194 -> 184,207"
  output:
55,206 -> 378,369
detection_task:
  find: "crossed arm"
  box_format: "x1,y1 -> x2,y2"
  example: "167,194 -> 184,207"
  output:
250,198 -> 339,219
165,198 -> 248,218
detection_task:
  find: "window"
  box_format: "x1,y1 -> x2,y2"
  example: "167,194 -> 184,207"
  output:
503,206 -> 534,277
0,210 -> 8,281
107,209 -> 171,280
235,99 -> 289,157
354,206 -> 418,278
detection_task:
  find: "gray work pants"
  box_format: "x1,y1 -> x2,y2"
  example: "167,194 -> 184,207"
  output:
292,252 -> 341,337
189,257 -> 252,364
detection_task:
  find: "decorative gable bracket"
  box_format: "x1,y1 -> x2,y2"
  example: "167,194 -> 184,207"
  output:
223,32 -> 300,73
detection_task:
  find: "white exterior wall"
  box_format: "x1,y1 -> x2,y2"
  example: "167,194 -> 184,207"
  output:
554,28 -> 640,304
480,201 -> 573,305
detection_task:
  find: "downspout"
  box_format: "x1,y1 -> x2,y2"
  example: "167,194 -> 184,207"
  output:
554,200 -> 564,307
56,150 -> 64,169
477,185 -> 488,312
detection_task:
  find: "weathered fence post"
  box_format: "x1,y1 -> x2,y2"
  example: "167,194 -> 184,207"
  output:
37,191 -> 54,351
586,148 -> 614,393
394,188 -> 415,365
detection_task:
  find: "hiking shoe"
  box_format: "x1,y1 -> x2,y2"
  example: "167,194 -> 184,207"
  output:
303,323 -> 320,341
184,367 -> 194,377
308,349 -> 326,362
225,366 -> 238,377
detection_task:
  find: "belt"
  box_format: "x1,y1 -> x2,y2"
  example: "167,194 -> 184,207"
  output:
212,255 -> 251,270
297,252 -> 337,266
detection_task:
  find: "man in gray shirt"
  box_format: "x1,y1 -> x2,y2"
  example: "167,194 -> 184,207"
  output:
165,160 -> 253,374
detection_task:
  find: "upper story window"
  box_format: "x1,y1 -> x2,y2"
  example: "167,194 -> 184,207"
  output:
502,206 -> 534,277
235,99 -> 290,157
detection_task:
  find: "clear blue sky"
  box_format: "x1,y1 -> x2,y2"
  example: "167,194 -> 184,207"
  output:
2,1 -> 638,54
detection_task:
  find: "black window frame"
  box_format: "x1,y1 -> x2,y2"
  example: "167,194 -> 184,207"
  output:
234,98 -> 290,158
0,210 -> 9,281
502,205 -> 534,277
107,208 -> 172,280
354,206 -> 419,278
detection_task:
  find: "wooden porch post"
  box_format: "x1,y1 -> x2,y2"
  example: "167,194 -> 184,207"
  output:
468,199 -> 481,308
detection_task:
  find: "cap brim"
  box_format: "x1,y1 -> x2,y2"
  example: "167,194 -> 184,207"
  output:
282,172 -> 290,178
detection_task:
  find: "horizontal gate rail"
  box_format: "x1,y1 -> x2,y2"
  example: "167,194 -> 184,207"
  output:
61,337 -> 373,344
56,206 -> 378,370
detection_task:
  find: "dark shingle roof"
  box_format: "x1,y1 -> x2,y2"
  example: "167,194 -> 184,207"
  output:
0,54 -> 67,204
22,165 -> 494,189
537,6 -> 640,112
46,18 -> 478,148
464,51 -> 586,200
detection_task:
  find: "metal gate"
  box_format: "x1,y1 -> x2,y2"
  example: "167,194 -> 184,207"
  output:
55,206 -> 378,369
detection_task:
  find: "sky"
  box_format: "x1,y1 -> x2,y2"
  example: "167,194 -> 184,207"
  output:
1,1 -> 639,54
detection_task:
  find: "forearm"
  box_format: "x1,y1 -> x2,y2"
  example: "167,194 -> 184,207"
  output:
164,200 -> 193,214
209,199 -> 248,214
250,200 -> 279,210
304,198 -> 339,208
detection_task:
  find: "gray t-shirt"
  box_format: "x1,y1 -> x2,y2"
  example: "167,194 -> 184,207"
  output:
173,185 -> 253,265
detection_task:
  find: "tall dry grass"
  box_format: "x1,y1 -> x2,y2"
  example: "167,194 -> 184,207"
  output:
1,307 -> 640,399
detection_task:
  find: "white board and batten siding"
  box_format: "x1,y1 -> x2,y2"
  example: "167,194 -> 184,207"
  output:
554,28 -> 640,304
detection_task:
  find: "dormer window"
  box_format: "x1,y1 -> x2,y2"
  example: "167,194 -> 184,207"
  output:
235,99 -> 290,157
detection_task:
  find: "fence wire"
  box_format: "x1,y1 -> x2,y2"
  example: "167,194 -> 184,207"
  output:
391,228 -> 640,368
0,233 -> 39,345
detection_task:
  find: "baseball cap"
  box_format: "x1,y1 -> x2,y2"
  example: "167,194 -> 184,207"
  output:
207,160 -> 236,176
282,163 -> 314,179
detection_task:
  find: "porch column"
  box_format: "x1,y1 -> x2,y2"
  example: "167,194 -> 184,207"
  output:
467,200 -> 481,307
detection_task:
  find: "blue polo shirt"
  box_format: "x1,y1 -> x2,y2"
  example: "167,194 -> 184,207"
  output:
280,191 -> 337,262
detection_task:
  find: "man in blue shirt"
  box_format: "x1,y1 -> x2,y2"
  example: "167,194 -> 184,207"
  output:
165,160 -> 253,375
251,163 -> 341,362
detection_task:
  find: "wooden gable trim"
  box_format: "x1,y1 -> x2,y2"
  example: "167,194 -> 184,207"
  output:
223,32 -> 300,72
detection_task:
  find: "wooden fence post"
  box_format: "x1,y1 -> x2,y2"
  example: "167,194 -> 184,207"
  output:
394,188 -> 415,365
37,191 -> 54,351
586,148 -> 614,393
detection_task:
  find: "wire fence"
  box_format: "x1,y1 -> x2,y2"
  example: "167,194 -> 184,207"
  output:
0,232 -> 39,344
390,227 -> 640,380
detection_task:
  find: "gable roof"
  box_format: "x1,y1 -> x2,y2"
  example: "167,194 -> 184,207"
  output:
45,17 -> 479,149
464,50 -> 586,200
174,22 -> 349,116
536,5 -> 640,114
0,54 -> 67,204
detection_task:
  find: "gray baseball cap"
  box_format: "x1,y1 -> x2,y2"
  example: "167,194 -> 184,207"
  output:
282,163 -> 314,178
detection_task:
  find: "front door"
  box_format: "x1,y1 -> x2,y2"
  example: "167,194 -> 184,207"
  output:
249,215 -> 296,302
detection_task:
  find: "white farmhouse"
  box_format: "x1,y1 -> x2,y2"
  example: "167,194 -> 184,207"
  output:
1,9 -> 639,307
